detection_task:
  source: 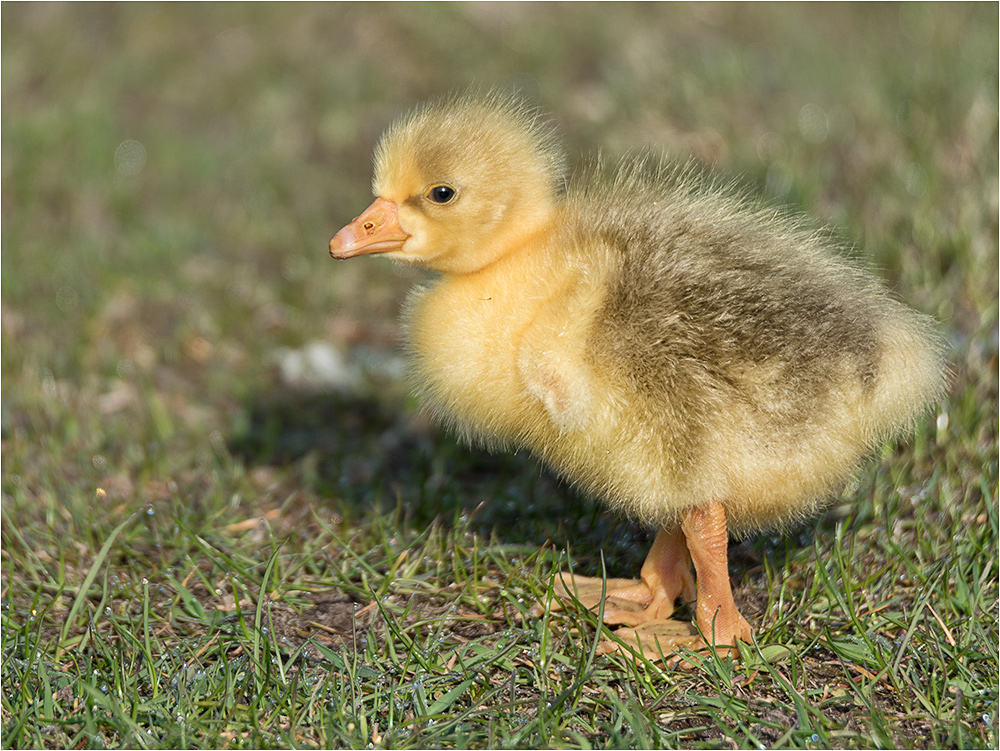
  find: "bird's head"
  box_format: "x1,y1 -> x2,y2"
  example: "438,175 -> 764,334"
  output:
330,92 -> 566,275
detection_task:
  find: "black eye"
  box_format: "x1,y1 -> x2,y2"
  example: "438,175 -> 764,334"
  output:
426,184 -> 457,204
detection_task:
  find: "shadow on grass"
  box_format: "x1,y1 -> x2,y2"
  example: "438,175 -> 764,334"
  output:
225,387 -> 829,594
227,387 -> 660,574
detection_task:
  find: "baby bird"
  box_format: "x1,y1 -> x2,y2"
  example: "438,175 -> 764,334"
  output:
329,92 -> 946,662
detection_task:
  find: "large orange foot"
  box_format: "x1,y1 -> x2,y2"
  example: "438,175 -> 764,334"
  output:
535,527 -> 694,625
539,502 -> 754,665
542,572 -> 652,623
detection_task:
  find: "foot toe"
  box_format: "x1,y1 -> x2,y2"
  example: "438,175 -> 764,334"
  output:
534,571 -> 652,620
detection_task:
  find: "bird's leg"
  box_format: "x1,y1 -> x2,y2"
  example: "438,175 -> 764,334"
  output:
635,526 -> 697,620
537,502 -> 753,664
615,501 -> 753,663
680,500 -> 753,649
537,527 -> 696,626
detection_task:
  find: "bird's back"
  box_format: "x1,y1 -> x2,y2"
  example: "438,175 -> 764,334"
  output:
566,160 -> 946,533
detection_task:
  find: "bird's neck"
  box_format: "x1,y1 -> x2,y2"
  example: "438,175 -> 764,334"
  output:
431,198 -> 561,277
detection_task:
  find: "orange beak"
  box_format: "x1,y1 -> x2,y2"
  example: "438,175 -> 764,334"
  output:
329,197 -> 410,259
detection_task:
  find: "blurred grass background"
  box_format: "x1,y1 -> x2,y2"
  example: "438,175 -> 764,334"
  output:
2,3 -> 997,749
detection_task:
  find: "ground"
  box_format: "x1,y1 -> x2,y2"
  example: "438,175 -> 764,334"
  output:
2,4 -> 998,749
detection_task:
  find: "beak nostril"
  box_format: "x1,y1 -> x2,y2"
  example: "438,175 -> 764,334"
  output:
330,197 -> 406,258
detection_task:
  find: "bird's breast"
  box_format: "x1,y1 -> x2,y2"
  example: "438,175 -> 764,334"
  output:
403,275 -> 545,448
401,249 -> 615,452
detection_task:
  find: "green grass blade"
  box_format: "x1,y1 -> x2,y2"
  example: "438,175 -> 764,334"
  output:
58,506 -> 147,655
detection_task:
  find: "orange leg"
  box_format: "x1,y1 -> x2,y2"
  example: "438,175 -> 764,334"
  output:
638,526 -> 696,620
616,501 -> 753,663
540,500 -> 754,664
680,501 -> 753,648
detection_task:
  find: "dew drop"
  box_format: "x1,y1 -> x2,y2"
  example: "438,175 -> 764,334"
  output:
798,103 -> 829,143
115,140 -> 147,176
116,358 -> 136,380
56,286 -> 79,313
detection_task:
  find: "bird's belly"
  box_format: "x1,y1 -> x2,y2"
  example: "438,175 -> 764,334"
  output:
403,280 -> 725,523
402,275 -> 902,535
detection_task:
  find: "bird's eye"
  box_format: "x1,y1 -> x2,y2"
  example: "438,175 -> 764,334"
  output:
425,184 -> 457,205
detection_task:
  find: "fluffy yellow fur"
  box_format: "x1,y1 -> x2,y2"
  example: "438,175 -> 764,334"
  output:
346,91 -> 947,538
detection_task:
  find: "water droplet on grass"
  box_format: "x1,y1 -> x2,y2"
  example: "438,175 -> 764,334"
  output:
116,358 -> 135,380
56,285 -> 79,313
798,103 -> 829,143
115,140 -> 147,176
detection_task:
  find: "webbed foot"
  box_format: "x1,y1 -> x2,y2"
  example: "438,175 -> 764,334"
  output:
536,502 -> 754,665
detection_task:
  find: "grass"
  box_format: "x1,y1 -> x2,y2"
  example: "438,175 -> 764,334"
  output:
2,3 -> 997,749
